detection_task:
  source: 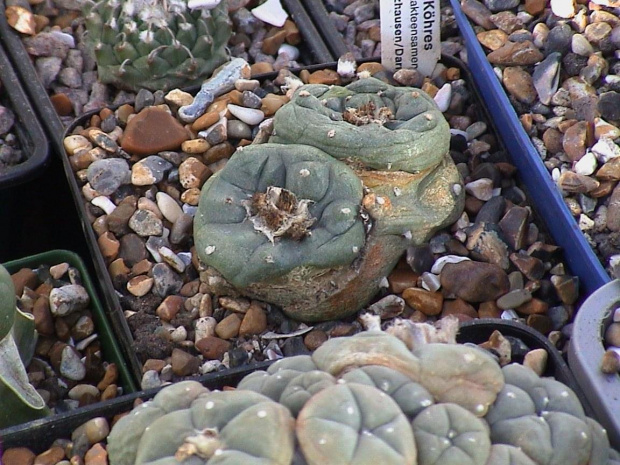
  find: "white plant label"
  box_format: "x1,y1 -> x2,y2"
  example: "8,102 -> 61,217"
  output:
380,0 -> 441,76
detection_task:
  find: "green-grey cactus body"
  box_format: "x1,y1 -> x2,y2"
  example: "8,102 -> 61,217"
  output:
108,331 -> 615,465
271,78 -> 450,173
108,381 -> 295,465
83,0 -> 231,92
0,264 -> 49,428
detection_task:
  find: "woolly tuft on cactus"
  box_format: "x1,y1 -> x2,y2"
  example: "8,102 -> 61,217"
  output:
82,0 -> 231,92
0,264 -> 49,428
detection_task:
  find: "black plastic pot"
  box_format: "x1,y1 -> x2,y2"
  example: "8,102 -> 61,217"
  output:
0,321 -> 583,454
301,0 -> 351,58
0,0 -> 333,155
568,279 -> 620,449
0,249 -> 137,436
0,42 -> 51,260
449,0 -> 611,297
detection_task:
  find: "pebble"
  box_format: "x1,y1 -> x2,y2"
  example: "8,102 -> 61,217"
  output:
440,261 -> 510,302
141,370 -> 162,390
49,284 -> 90,316
86,158 -> 130,195
131,156 -> 172,186
60,345 -> 86,380
156,192 -> 183,223
120,107 -> 190,156
523,348 -> 548,375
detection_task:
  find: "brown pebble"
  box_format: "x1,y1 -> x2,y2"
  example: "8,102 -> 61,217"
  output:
401,288 -> 443,316
601,350 -> 620,374
304,329 -> 328,351
308,69 -> 341,85
523,348 -> 548,375
487,41 -> 544,66
251,62 -> 275,75
479,330 -> 512,365
143,358 -> 166,373
478,300 -> 502,318
11,267 -> 38,296
97,363 -> 118,391
440,261 -> 510,302
171,348 -> 200,376
388,268 -> 420,294
50,93 -> 73,116
204,141 -> 235,164
101,383 -> 118,400
477,29 -> 508,51
328,323 -> 357,337
503,67 -> 537,103
33,295 -> 55,336
356,62 -> 385,76
34,446 -> 65,465
97,232 -> 120,261
526,314 -> 552,334
239,304 -> 267,337
3,447 -> 36,465
516,297 -> 549,315
215,313 -> 241,339
442,298 -> 478,319
84,443 -> 107,465
262,27 -> 287,55
156,295 -> 185,322
120,107 -> 190,157
542,128 -> 564,154
562,121 -> 593,161
191,110 -> 220,132
261,94 -> 289,117
195,336 -> 231,360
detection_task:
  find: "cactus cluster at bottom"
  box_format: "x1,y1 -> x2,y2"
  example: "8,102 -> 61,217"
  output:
107,331 -> 616,465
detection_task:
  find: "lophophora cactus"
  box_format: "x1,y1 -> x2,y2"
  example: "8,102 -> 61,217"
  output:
194,78 -> 464,322
82,0 -> 232,92
106,327 -> 616,465
0,264 -> 50,428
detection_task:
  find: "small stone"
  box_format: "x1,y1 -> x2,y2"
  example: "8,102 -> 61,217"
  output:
402,288 -> 443,315
60,345 -> 86,380
127,275 -> 154,297
393,68 -> 425,87
440,261 -> 510,302
215,313 -> 242,339
308,69 -> 341,85
304,329 -> 328,350
510,252 -> 545,281
487,41 -> 544,66
523,348 -> 548,375
195,336 -> 231,360
72,315 -> 95,341
574,152 -> 598,176
33,296 -> 54,336
2,448 -> 36,465
120,107 -> 190,156
601,349 -> 620,374
97,363 -> 119,391
461,0 -> 495,29
367,295 -> 405,319
442,298 -> 478,320
498,206 -> 530,250
597,158 -> 620,181
430,255 -> 471,274
480,330 -> 512,365
165,88 -> 194,107
68,384 -> 100,401
479,300 -> 503,318
465,178 -> 494,201
477,30 -> 509,51
151,263 -> 183,297
387,268 -> 419,293
599,92 -> 620,121
156,295 -> 185,321
562,121 -> 593,161
49,284 -> 90,316
87,158 -> 130,195
496,288 -> 532,309
489,11 -> 523,34
606,322 -> 620,346
550,275 -> 579,305
128,209 -> 163,236
195,316 -> 217,341
179,157 -> 212,189
558,171 -> 600,193
84,443 -> 108,465
227,104 -> 265,125
119,234 -> 148,266
239,304 -> 268,336
131,156 -> 172,186
156,191 -> 183,223
251,0 -> 288,27
141,370 -> 162,390
34,446 -> 65,465
532,53 -> 561,105
171,348 -> 200,376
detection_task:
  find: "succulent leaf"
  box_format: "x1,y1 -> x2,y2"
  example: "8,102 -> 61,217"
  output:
484,444 -> 537,465
0,263 -> 16,340
411,403 -> 491,465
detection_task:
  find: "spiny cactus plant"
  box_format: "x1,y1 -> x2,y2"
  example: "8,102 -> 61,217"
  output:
107,326 -> 617,465
194,79 -> 464,322
82,0 -> 232,92
0,264 -> 50,428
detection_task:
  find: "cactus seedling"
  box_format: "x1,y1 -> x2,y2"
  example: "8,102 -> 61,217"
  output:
82,0 -> 232,92
0,264 -> 49,428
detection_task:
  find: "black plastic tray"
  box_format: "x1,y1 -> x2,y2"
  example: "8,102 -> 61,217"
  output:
301,0 -> 351,58
0,320 -> 588,454
568,280 -> 620,449
0,0 -> 333,155
0,249 -> 138,437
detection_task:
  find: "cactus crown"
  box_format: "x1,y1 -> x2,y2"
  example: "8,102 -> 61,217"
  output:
83,0 -> 232,91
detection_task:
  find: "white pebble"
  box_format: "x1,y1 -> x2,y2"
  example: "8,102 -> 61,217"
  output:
465,178 -> 494,201
434,83 -> 452,112
251,0 -> 288,27
578,214 -> 594,231
50,30 -> 75,48
188,0 -> 222,9
574,151 -> 597,175
278,43 -> 299,61
227,104 -> 265,125
156,192 -> 183,223
170,326 -> 187,342
591,138 -> 620,163
159,247 -> 187,273
420,272 -> 441,292
91,196 -> 116,214
431,255 -> 471,274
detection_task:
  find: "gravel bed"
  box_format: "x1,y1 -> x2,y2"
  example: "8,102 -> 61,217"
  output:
459,0 -> 620,278
9,261 -> 121,417
59,55 -> 581,390
5,0 -> 309,126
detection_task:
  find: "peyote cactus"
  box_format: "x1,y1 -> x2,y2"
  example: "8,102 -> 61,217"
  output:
82,0 -> 232,92
0,264 -> 50,428
107,327 -> 618,465
194,79 -> 464,322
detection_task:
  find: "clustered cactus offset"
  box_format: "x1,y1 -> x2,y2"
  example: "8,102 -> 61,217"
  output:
0,264 -> 49,428
82,0 -> 232,92
107,327 -> 616,464
194,78 -> 464,322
